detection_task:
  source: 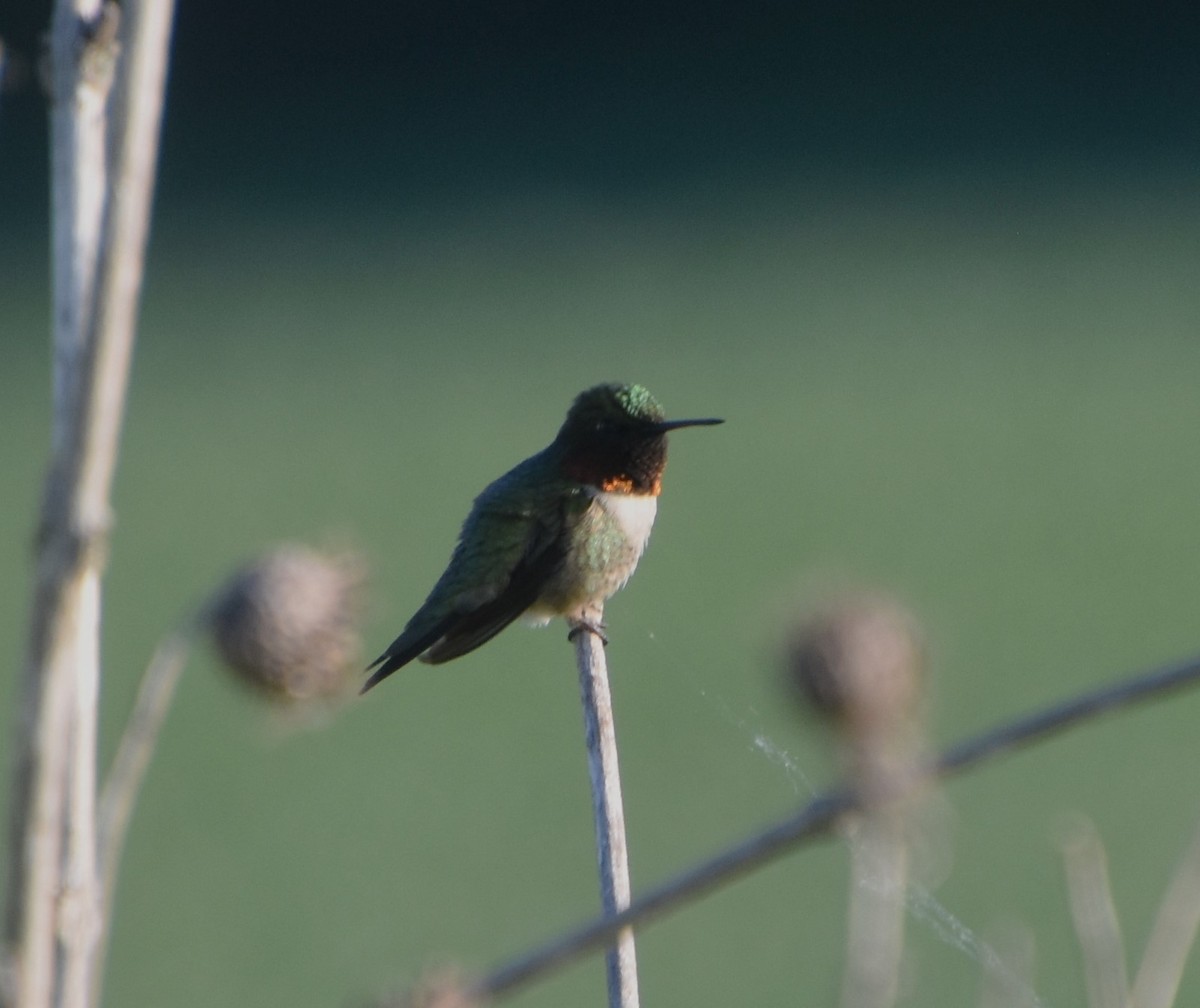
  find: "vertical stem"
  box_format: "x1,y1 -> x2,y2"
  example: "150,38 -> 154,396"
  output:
83,0 -> 176,494
60,574 -> 101,1008
1059,815 -> 1129,1008
3,0 -> 174,1005
840,811 -> 908,1008
1130,815 -> 1200,1008
49,0 -> 109,452
4,4 -> 113,1006
840,741 -> 916,1008
572,613 -> 640,1008
1132,811 -> 1200,1008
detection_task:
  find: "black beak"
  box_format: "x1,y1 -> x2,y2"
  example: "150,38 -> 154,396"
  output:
651,417 -> 724,433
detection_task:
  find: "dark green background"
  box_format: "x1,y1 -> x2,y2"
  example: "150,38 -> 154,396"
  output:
3,3 -> 1200,1006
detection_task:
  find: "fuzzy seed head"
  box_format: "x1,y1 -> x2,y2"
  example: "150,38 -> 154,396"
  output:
376,969 -> 482,1008
207,545 -> 364,701
786,593 -> 924,742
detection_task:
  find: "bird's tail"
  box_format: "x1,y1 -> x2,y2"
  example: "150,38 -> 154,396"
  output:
360,622 -> 449,693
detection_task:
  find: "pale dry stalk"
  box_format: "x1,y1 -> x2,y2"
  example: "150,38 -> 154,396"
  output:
572,609 -> 640,1008
468,651 -> 1200,1004
2,1 -> 175,1005
1059,814 -> 1129,1008
1130,814 -> 1200,1008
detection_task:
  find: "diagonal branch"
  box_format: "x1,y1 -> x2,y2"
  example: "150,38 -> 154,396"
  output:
465,650 -> 1200,1003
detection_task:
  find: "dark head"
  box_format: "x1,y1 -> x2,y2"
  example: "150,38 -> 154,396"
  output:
554,383 -> 723,494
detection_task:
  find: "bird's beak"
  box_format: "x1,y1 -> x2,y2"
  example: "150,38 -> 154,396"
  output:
652,417 -> 724,433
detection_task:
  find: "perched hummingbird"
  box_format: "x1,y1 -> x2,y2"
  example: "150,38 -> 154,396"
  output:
362,383 -> 723,693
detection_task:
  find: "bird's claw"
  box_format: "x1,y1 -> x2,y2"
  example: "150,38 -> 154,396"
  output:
567,618 -> 608,646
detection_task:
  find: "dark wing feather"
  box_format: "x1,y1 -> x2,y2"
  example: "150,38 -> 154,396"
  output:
361,618 -> 456,693
361,475 -> 574,694
420,523 -> 566,663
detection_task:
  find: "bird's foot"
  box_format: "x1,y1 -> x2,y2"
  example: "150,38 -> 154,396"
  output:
567,617 -> 608,646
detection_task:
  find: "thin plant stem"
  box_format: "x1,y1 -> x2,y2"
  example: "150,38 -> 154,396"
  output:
1058,815 -> 1129,1008
1131,814 -> 1200,1008
97,626 -> 193,898
3,3 -> 117,1006
841,810 -> 909,1008
571,612 -> 639,1008
94,621 -> 195,1001
2,0 -> 175,1003
465,650 -> 1200,1003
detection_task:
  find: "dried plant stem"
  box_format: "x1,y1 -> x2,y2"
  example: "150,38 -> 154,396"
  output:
467,650 -> 1200,1003
841,811 -> 909,1008
94,622 -> 195,999
2,0 -> 174,1005
1131,814 -> 1200,1008
1059,815 -> 1129,1008
571,612 -> 639,1008
3,2 -> 116,1004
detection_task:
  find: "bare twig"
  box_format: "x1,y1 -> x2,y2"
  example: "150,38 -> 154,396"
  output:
463,650 -> 1200,1003
842,813 -> 910,1008
2,0 -> 174,1004
782,594 -> 924,1008
1129,815 -> 1200,1008
570,611 -> 639,1008
95,622 -> 195,983
1058,815 -> 1129,1008
3,3 -> 118,1005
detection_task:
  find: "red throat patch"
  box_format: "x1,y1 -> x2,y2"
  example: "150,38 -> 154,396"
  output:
600,475 -> 662,496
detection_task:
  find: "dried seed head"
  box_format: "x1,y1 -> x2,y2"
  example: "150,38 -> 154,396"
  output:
786,592 -> 925,747
375,968 -> 483,1008
206,545 -> 365,702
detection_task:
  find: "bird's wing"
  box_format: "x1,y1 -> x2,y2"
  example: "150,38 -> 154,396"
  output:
362,480 -> 581,692
419,506 -> 566,663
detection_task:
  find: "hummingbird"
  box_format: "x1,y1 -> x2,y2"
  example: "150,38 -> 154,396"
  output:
362,383 -> 723,693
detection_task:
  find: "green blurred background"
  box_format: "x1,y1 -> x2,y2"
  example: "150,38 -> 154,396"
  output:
3,3 -> 1200,1005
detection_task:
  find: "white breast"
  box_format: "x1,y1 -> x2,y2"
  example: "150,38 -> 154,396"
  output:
596,491 -> 658,556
